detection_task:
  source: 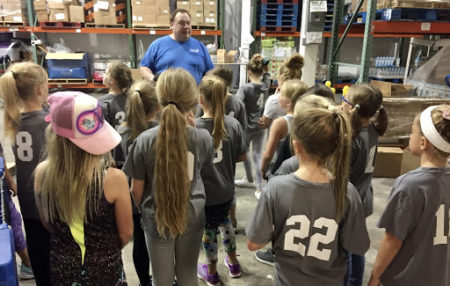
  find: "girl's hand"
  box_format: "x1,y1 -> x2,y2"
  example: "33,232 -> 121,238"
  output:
368,275 -> 381,286
187,111 -> 196,127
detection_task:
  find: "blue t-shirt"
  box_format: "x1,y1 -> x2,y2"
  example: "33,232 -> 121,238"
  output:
140,35 -> 214,84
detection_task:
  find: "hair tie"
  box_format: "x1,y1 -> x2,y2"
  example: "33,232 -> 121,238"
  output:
420,105 -> 450,153
443,107 -> 450,120
135,90 -> 141,96
379,104 -> 384,110
167,101 -> 179,110
355,104 -> 361,110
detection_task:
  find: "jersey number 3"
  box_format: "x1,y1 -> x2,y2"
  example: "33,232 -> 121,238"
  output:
284,215 -> 338,261
16,131 -> 33,162
434,204 -> 450,245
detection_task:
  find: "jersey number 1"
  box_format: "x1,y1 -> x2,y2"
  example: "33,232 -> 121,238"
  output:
434,204 -> 450,245
284,215 -> 338,261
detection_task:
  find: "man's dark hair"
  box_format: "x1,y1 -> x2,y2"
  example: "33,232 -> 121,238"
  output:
171,8 -> 191,22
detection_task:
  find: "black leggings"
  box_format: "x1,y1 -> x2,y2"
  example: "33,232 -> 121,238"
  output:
23,218 -> 50,286
133,214 -> 151,286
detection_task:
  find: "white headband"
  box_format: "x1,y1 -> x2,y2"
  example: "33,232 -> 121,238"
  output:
420,105 -> 450,153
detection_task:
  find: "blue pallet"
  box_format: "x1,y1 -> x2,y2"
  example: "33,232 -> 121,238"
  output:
260,13 -> 298,21
348,8 -> 450,24
259,19 -> 297,26
260,3 -> 299,13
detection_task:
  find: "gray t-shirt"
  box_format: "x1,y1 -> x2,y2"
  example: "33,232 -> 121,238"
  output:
246,174 -> 369,286
225,95 -> 247,131
350,124 -> 379,217
123,126 -> 214,238
12,110 -> 49,219
236,82 -> 269,132
98,93 -> 127,130
378,167 -> 450,286
196,116 -> 247,206
274,155 -> 299,176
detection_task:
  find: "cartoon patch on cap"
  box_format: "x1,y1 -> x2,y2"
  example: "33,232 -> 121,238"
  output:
76,105 -> 104,135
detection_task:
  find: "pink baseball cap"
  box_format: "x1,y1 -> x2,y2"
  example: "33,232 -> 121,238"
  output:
45,91 -> 121,155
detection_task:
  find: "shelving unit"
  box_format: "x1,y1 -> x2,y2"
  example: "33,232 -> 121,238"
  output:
7,0 -> 224,89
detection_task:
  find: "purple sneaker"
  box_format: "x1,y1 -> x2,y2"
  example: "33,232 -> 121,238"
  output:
224,256 -> 241,278
197,263 -> 220,286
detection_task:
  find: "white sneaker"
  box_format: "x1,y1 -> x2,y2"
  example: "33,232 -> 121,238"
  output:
234,177 -> 256,188
254,190 -> 261,200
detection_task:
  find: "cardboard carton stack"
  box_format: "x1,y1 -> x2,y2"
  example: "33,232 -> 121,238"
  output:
34,0 -> 49,21
176,0 -> 217,28
0,0 -> 26,24
85,0 -> 126,26
131,0 -> 170,28
34,0 -> 84,23
216,49 -> 237,63
352,0 -> 450,13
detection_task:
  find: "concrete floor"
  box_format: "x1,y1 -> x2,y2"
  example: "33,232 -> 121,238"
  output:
0,105 -> 394,286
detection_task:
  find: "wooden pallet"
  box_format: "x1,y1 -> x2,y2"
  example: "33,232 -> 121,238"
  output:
0,21 -> 25,27
260,25 -> 297,32
191,25 -> 218,30
48,78 -> 88,85
132,25 -> 170,30
85,23 -> 126,29
39,21 -> 82,28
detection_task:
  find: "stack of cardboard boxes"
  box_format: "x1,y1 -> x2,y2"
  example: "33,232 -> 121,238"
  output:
34,0 -> 84,23
176,0 -> 217,28
0,0 -> 26,24
85,0 -> 126,26
131,0 -> 170,28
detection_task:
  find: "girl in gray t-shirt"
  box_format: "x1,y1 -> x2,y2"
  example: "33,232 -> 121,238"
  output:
123,69 -> 214,286
369,105 -> 450,286
196,76 -> 247,285
246,107 -> 369,286
0,62 -> 50,285
341,84 -> 388,285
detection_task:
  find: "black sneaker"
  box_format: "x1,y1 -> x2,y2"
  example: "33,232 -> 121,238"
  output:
255,248 -> 275,266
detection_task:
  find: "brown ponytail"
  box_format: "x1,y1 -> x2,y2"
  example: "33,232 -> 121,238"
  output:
107,60 -> 133,93
126,80 -> 159,141
154,68 -> 198,238
291,108 -> 352,221
199,75 -> 228,149
0,62 -> 47,139
279,53 -> 305,81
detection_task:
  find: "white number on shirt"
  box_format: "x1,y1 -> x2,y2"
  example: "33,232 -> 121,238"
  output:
228,111 -> 235,118
364,145 -> 377,173
16,131 -> 33,162
115,111 -> 125,130
433,204 -> 450,245
257,93 -> 265,109
213,141 -> 223,164
187,151 -> 194,181
284,215 -> 338,261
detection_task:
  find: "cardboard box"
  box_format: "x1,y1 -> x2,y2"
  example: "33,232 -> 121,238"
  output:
226,50 -> 237,63
156,14 -> 170,25
369,80 -> 413,97
47,1 -> 66,9
203,0 -> 217,10
374,147 -> 420,178
132,0 -> 154,6
46,52 -> 90,79
177,1 -> 190,10
49,9 -> 68,21
36,10 -> 49,21
190,11 -> 203,25
93,10 -> 116,24
159,6 -> 170,15
69,5 -> 84,22
217,49 -> 226,63
3,12 -> 23,23
34,0 -> 47,11
203,10 -> 216,25
190,0 -> 203,12
132,12 -> 157,25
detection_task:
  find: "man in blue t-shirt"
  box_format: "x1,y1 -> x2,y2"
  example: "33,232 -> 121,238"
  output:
140,9 -> 214,84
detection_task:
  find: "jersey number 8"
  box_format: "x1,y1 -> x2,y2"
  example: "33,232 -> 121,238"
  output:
284,215 -> 338,261
16,131 -> 33,162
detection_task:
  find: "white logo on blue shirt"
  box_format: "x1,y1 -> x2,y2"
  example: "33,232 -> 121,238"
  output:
190,48 -> 199,53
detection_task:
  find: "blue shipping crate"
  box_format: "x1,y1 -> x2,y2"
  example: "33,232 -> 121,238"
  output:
46,53 -> 90,79
0,224 -> 17,286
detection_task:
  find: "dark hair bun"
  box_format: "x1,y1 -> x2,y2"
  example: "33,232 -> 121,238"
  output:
286,54 -> 305,70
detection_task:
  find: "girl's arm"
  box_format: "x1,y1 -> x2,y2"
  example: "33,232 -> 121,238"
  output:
258,116 -> 272,130
368,231 -> 403,286
237,154 -> 247,162
247,238 -> 268,251
4,164 -> 17,196
104,168 -> 133,247
130,179 -> 145,211
260,118 -> 287,177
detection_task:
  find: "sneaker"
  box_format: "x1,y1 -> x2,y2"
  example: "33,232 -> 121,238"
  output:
19,264 -> 34,280
234,177 -> 256,188
197,263 -> 220,286
254,190 -> 261,200
255,248 -> 275,266
224,256 -> 241,278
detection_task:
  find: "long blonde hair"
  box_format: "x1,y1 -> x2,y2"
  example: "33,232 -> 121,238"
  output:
0,62 -> 47,139
199,75 -> 228,149
291,108 -> 352,221
125,80 -> 159,141
154,68 -> 198,238
39,127 -> 107,224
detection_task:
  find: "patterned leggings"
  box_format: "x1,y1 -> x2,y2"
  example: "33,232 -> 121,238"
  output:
202,200 -> 236,264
